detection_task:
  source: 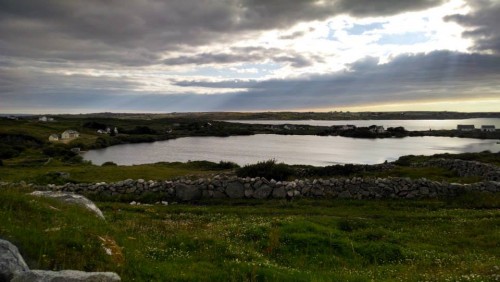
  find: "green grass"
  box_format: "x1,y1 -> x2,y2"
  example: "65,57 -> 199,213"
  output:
0,162 -> 226,184
361,166 -> 483,184
1,187 -> 499,281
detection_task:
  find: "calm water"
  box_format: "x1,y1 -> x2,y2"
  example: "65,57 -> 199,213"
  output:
83,135 -> 500,166
223,118 -> 500,131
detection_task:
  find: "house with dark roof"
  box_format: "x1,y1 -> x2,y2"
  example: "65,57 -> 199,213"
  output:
481,125 -> 496,132
61,130 -> 80,139
457,125 -> 475,131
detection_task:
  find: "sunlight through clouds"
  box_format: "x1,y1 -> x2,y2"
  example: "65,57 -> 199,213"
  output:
0,0 -> 498,113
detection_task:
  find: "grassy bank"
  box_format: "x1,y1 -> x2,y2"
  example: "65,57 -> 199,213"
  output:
0,161 -> 234,184
1,187 -> 499,281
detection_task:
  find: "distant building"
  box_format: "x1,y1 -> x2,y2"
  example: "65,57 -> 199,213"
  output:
61,130 -> 80,139
457,125 -> 475,131
369,126 -> 385,134
340,125 -> 356,130
39,116 -> 54,122
48,134 -> 60,141
481,125 -> 496,132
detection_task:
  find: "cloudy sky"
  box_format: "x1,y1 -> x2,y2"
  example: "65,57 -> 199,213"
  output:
1,0 -> 499,114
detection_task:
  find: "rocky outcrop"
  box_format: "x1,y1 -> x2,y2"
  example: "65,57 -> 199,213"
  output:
21,176 -> 500,202
0,239 -> 120,282
0,239 -> 29,281
30,191 -> 105,220
11,270 -> 120,282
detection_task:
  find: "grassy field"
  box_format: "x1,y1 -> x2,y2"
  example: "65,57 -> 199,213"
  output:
1,187 -> 499,281
0,161 -> 231,184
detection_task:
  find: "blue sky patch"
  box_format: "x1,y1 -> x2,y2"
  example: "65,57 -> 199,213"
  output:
377,32 -> 429,45
346,22 -> 385,35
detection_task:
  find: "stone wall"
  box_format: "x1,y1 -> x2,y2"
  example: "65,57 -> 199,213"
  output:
23,176 -> 500,201
414,158 -> 500,181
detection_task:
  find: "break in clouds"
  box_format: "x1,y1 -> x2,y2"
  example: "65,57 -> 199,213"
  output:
0,0 -> 499,113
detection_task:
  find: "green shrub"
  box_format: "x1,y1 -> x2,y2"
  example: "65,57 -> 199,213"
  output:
186,160 -> 239,170
102,161 -> 118,166
236,159 -> 294,181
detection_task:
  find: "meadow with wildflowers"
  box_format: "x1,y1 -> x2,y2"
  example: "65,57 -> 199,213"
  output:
1,187 -> 499,281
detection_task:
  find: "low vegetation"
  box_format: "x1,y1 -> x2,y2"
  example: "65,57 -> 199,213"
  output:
1,187 -> 499,281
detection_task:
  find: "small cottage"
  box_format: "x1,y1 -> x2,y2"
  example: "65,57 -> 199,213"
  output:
457,125 -> 475,131
481,125 -> 496,132
61,130 -> 80,140
39,116 -> 54,122
48,134 -> 60,141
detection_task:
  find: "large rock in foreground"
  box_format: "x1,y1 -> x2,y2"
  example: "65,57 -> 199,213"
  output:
0,239 -> 29,281
12,270 -> 120,282
30,191 -> 105,220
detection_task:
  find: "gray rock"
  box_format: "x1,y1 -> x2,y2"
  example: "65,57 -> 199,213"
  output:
253,185 -> 272,199
175,184 -> 201,201
244,189 -> 254,198
0,239 -> 29,281
12,270 -> 120,282
225,182 -> 245,199
272,187 -> 286,199
30,191 -> 105,220
338,190 -> 352,199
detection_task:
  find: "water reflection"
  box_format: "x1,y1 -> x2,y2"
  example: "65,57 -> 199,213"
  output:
83,135 -> 500,166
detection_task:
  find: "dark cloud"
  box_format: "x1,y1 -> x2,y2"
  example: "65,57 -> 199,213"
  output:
445,0 -> 500,54
163,47 -> 322,67
336,0 -> 446,17
0,0 -> 447,66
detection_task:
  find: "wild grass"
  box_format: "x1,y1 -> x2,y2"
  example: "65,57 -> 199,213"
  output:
0,162 -> 227,184
1,187 -> 499,281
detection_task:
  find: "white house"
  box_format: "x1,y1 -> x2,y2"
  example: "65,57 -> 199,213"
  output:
457,125 -> 475,131
481,125 -> 496,132
48,134 -> 60,141
61,130 -> 80,140
39,116 -> 54,122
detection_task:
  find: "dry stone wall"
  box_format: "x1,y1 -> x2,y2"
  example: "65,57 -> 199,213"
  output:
23,176 -> 500,202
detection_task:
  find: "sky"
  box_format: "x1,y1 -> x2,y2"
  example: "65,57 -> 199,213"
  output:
1,0 -> 499,114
